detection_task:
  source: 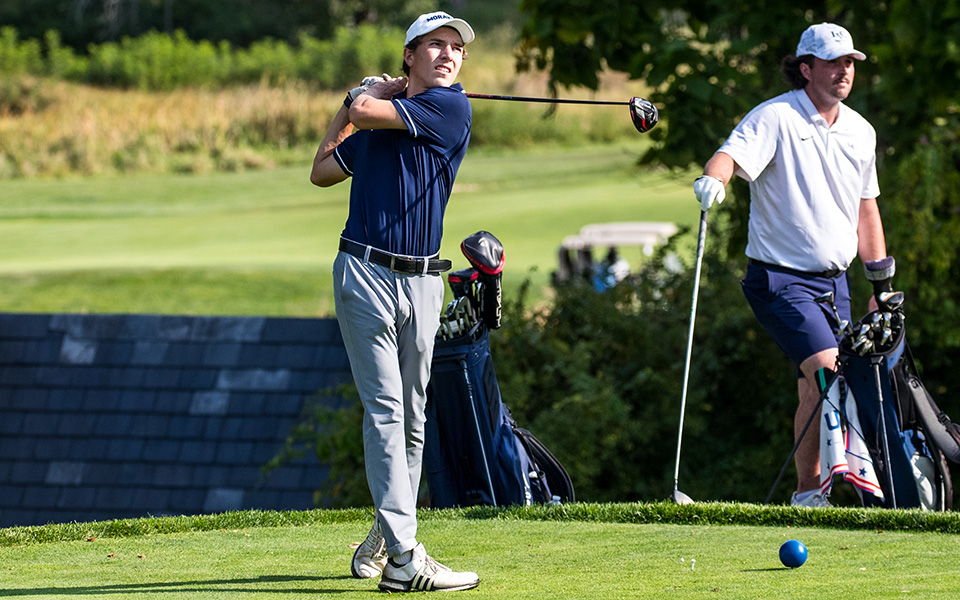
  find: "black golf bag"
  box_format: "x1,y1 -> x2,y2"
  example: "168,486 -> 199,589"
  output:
423,231 -> 575,508
829,299 -> 958,510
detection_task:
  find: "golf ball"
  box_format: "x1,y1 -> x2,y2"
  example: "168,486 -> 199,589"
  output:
779,539 -> 808,568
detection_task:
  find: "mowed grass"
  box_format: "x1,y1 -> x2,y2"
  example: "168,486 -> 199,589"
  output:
0,142 -> 695,316
2,511 -> 959,600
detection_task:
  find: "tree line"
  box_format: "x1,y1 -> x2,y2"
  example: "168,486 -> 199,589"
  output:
0,0 -> 512,50
0,25 -> 402,90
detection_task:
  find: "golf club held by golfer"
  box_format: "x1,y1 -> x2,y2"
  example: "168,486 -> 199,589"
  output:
465,92 -> 659,133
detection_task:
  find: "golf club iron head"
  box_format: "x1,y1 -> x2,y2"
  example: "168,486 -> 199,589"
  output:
671,489 -> 694,505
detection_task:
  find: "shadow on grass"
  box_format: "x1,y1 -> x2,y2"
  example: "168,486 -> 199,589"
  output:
0,575 -> 361,596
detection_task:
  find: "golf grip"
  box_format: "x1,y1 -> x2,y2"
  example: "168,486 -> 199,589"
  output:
673,210 -> 708,494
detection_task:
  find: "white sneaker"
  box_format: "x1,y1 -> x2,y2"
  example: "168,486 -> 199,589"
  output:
351,521 -> 388,579
378,543 -> 479,593
791,490 -> 832,508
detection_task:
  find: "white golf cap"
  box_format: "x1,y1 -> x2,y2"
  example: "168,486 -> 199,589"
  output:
404,11 -> 475,46
796,23 -> 866,61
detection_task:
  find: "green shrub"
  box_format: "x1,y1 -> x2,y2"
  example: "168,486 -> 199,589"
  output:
0,26 -> 43,74
1,25 -> 405,92
43,30 -> 85,79
326,25 -> 402,90
233,37 -> 299,86
491,223 -> 797,504
85,30 -> 224,90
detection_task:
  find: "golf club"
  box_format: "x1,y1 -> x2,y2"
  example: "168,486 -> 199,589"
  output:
871,354 -> 898,508
671,209 -> 708,505
464,93 -> 659,133
815,291 -> 853,340
877,290 -> 904,313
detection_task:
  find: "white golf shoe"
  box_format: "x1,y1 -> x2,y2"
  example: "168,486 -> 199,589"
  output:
351,521 -> 388,579
791,490 -> 832,508
378,543 -> 479,593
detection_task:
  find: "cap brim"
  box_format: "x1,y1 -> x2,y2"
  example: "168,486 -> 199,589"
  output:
443,19 -> 475,44
820,49 -> 867,61
407,18 -> 475,46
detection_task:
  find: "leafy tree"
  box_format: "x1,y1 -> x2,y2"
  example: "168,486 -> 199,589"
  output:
516,0 -> 960,400
0,0 -> 504,49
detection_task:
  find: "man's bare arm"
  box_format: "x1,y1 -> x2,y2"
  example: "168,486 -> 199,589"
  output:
310,104 -> 354,187
348,77 -> 410,131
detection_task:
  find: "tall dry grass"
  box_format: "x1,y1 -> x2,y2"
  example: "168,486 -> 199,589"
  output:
0,78 -> 338,178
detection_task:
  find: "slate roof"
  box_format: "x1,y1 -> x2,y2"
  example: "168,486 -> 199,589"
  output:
0,313 -> 353,528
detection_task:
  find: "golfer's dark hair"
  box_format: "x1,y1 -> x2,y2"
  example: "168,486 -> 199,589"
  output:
782,54 -> 815,89
401,32 -> 469,76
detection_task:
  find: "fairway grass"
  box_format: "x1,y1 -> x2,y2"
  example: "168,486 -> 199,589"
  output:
0,143 -> 695,316
2,506 -> 958,599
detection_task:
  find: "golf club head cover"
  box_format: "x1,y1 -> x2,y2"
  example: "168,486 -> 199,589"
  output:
629,97 -> 659,133
461,231 -> 505,330
863,256 -> 895,295
447,268 -> 479,301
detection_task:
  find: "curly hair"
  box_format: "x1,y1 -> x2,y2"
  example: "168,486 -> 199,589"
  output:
781,54 -> 815,89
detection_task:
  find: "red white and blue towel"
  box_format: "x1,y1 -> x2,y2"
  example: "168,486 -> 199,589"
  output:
820,376 -> 885,500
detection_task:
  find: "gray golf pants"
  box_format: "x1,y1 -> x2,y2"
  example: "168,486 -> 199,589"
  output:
333,251 -> 444,557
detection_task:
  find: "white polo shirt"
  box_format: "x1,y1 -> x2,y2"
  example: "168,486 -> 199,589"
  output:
718,88 -> 880,272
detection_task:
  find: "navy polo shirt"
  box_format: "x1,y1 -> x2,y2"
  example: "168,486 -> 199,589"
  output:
334,83 -> 472,257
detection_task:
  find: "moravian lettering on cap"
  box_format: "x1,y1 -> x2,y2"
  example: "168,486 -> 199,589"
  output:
405,11 -> 475,46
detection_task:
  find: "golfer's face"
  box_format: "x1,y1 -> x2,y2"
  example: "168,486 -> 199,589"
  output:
807,56 -> 856,102
405,27 -> 464,90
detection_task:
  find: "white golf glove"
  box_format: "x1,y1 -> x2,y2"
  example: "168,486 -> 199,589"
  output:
693,176 -> 726,211
344,74 -> 390,108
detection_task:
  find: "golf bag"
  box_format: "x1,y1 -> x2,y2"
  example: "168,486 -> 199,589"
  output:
822,302 -> 957,510
423,232 -> 575,508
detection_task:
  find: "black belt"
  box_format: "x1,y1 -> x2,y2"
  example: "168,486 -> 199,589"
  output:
749,259 -> 844,279
340,238 -> 451,275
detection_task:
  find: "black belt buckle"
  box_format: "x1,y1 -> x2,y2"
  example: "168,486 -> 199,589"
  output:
390,254 -> 423,274
341,238 -> 444,274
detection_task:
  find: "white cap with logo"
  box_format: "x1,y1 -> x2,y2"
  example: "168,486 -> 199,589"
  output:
796,23 -> 866,61
405,11 -> 475,46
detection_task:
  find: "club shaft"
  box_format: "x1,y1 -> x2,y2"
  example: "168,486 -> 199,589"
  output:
465,93 -> 628,106
872,359 -> 897,508
674,210 -> 708,493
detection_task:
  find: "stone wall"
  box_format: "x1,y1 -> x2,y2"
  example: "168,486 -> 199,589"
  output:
0,313 -> 352,528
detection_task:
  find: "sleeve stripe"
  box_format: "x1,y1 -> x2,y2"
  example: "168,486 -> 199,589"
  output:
333,147 -> 352,176
396,101 -> 418,138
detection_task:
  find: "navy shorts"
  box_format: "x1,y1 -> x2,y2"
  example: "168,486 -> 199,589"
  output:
740,261 -> 851,373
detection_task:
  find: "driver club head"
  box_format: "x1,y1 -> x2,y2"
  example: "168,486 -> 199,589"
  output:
629,97 -> 659,133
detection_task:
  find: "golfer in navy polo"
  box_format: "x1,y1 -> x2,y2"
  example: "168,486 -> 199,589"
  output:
310,11 -> 479,594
